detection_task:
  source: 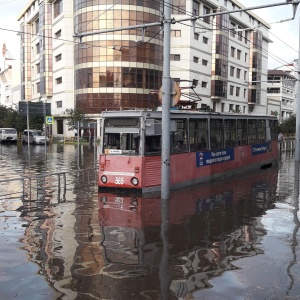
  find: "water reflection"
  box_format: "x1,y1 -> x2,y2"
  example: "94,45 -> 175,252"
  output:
97,167 -> 278,299
286,161 -> 300,298
2,142 -> 291,299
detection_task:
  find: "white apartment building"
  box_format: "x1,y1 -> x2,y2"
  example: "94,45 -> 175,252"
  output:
0,57 -> 21,110
17,0 -> 75,138
170,0 -> 271,115
267,69 -> 296,122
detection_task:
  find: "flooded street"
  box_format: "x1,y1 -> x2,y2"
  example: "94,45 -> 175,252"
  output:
0,143 -> 299,299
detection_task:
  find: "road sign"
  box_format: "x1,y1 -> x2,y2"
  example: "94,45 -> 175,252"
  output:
46,116 -> 53,124
18,101 -> 51,116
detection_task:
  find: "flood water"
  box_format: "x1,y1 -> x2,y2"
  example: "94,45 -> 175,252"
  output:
0,142 -> 299,300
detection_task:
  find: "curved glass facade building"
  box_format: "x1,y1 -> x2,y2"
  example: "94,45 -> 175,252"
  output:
74,0 -> 163,113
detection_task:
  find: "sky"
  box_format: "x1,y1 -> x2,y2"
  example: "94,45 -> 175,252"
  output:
238,0 -> 299,69
0,0 -> 299,70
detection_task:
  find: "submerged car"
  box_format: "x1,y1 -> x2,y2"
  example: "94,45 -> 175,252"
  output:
21,129 -> 49,145
0,128 -> 18,142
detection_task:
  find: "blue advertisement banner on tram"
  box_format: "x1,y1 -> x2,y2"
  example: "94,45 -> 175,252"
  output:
196,148 -> 235,167
251,141 -> 272,156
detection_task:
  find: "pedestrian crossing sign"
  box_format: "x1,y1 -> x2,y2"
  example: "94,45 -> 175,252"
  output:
46,116 -> 53,124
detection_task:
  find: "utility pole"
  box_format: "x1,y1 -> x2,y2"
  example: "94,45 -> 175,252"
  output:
295,16 -> 300,163
161,0 -> 172,200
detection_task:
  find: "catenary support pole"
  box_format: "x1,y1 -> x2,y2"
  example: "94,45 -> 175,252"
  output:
295,16 -> 300,163
161,0 -> 172,200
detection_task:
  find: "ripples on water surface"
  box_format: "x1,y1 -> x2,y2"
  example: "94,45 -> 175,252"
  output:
0,144 -> 300,299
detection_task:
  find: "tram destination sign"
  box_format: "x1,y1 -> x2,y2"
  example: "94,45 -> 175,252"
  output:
18,101 -> 51,116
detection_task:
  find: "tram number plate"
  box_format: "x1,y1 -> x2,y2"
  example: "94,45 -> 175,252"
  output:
115,177 -> 124,185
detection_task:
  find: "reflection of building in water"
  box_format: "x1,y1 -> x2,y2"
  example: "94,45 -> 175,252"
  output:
18,166 -> 278,299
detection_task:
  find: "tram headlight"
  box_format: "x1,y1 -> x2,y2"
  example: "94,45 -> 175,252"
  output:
131,177 -> 139,186
100,196 -> 107,203
101,175 -> 107,183
131,197 -> 138,206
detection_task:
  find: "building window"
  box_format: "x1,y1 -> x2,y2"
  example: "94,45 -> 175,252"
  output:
230,22 -> 236,37
244,71 -> 247,81
36,82 -> 40,93
55,29 -> 61,38
54,0 -> 63,18
236,87 -> 240,97
172,0 -> 186,14
193,56 -> 199,63
245,53 -> 248,62
230,85 -> 234,95
230,66 -> 235,76
56,101 -> 62,108
203,36 -> 208,44
224,0 -> 228,7
194,33 -> 199,40
236,68 -> 241,79
170,54 -> 181,61
202,59 -> 208,66
55,54 -> 62,62
238,30 -> 243,41
231,47 -> 235,58
36,43 -> 40,54
56,77 -> 62,84
221,103 -> 225,112
202,81 -> 208,88
229,104 -> 234,111
193,1 -> 199,15
245,31 -> 248,44
34,18 -> 39,34
171,30 -> 181,37
244,89 -> 247,98
192,79 -> 198,87
57,119 -> 63,134
203,6 -> 211,23
237,49 -> 241,60
36,63 -> 40,74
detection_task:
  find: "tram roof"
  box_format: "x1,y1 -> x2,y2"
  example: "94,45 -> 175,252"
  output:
101,109 -> 277,119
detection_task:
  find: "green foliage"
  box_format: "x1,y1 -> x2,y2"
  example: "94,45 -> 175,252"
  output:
65,108 -> 85,130
278,114 -> 296,134
0,104 -> 44,132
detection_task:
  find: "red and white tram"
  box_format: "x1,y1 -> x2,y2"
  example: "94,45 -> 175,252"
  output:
98,109 -> 278,194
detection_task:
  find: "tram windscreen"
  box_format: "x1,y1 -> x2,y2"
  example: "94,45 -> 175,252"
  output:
104,132 -> 140,155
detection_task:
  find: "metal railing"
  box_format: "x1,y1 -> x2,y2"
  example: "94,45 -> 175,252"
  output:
279,139 -> 295,152
0,168 -> 98,203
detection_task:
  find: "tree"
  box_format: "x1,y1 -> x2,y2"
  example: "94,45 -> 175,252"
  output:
0,104 -> 44,132
278,114 -> 296,134
65,108 -> 85,130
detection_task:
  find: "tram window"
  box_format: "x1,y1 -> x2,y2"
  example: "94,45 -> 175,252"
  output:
210,119 -> 224,149
248,119 -> 257,144
190,120 -> 208,152
197,119 -> 208,151
270,120 -> 277,140
104,133 -> 140,154
257,120 -> 266,143
172,119 -> 188,153
224,119 -> 236,147
189,120 -> 197,151
104,133 -> 120,149
145,135 -> 161,155
237,119 -> 247,145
